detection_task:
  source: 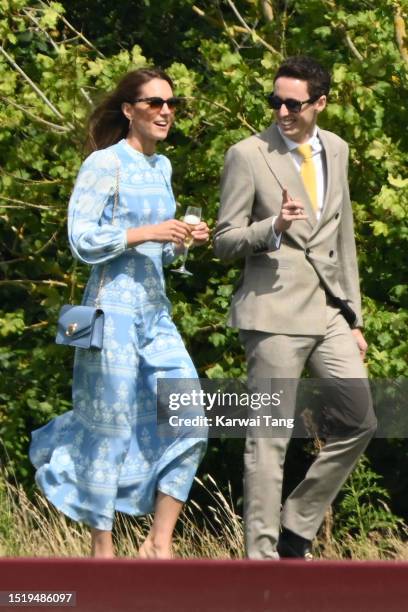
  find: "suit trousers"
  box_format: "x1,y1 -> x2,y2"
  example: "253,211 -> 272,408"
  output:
240,303 -> 377,559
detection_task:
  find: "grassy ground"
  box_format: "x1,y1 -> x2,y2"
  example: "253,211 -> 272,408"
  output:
0,474 -> 407,560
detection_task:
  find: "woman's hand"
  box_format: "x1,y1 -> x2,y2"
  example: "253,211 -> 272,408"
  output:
126,219 -> 209,249
127,220 -> 189,247
150,219 -> 190,244
190,221 -> 210,246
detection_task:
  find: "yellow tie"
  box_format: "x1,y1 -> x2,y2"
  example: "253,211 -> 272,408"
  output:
297,144 -> 318,213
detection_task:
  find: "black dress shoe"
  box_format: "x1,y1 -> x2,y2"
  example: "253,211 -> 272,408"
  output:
277,527 -> 313,560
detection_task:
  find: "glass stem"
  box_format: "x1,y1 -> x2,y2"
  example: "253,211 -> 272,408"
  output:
180,245 -> 190,269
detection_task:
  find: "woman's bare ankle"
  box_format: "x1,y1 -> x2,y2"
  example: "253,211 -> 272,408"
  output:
138,534 -> 172,559
91,529 -> 115,558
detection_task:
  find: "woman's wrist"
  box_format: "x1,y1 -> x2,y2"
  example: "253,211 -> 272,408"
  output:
126,226 -> 154,247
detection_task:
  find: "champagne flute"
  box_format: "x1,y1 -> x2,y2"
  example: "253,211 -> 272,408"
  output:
171,206 -> 202,276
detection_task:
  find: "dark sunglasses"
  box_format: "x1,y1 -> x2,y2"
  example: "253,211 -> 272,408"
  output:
267,94 -> 319,113
133,96 -> 183,111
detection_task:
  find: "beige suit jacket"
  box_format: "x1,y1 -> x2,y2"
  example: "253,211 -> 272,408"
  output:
214,123 -> 363,335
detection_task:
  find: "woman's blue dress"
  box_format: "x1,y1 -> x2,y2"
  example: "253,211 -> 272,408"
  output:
29,139 -> 206,531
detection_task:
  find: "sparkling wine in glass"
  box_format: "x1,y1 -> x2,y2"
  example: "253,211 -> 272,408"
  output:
171,206 -> 202,276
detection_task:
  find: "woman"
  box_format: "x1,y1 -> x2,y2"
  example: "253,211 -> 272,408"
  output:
30,68 -> 209,559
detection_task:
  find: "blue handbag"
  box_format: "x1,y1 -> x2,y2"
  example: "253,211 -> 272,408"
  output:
55,157 -> 120,351
55,304 -> 104,350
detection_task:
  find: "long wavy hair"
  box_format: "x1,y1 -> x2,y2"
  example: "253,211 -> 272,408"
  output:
86,68 -> 174,152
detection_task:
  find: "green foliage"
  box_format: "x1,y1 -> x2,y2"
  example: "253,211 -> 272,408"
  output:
0,1 -> 407,527
0,475 -> 15,554
333,456 -> 403,545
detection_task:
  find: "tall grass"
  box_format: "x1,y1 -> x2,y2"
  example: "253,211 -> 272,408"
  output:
0,473 -> 244,558
1,473 -> 407,559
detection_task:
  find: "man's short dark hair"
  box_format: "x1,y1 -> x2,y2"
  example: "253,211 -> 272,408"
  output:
274,56 -> 331,99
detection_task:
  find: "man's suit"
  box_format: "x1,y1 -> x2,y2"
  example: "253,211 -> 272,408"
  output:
214,123 -> 377,559
215,124 -> 362,333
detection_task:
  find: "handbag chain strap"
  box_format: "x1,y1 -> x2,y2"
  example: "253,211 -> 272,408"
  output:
94,157 -> 120,308
69,260 -> 78,305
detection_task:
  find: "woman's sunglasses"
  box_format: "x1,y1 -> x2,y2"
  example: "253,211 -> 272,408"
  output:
133,96 -> 183,111
267,94 -> 319,114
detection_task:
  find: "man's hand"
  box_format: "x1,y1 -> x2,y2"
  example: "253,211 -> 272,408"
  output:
351,328 -> 368,361
191,221 -> 210,246
275,188 -> 308,234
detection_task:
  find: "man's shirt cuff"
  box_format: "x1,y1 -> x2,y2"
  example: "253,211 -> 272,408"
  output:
271,216 -> 282,248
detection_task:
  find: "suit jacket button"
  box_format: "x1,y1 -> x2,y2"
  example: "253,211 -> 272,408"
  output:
335,212 -> 340,219
306,248 -> 311,255
329,250 -> 334,257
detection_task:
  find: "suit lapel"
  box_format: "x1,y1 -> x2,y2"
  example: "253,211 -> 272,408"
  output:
311,129 -> 339,231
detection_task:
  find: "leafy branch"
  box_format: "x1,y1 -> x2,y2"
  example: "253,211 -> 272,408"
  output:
38,0 -> 105,58
259,0 -> 274,23
0,280 -> 68,288
394,3 -> 408,65
1,229 -> 61,266
192,96 -> 258,133
22,6 -> 59,53
0,96 -> 71,133
0,196 -> 65,211
0,45 -> 74,129
321,0 -> 364,61
225,0 -> 281,57
193,1 -> 281,57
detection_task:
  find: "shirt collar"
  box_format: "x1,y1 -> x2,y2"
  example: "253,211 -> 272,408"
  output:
277,125 -> 321,153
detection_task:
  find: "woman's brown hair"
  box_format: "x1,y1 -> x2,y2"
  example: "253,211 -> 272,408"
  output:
86,68 -> 174,152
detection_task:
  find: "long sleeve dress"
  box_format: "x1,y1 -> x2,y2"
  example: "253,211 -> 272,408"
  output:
29,139 -> 207,531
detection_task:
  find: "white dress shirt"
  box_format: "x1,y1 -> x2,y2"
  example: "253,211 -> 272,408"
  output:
271,126 -> 327,246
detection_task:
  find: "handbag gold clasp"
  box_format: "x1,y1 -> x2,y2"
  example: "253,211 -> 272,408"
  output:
66,323 -> 78,336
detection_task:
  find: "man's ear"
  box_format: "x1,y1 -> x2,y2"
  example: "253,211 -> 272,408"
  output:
316,95 -> 327,114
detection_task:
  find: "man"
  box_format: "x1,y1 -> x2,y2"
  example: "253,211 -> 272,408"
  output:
214,56 -> 377,559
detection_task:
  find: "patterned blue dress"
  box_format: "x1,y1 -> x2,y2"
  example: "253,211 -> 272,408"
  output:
30,139 -> 206,531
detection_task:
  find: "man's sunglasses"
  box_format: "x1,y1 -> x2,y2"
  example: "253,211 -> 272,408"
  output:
133,96 -> 183,111
267,94 -> 319,113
